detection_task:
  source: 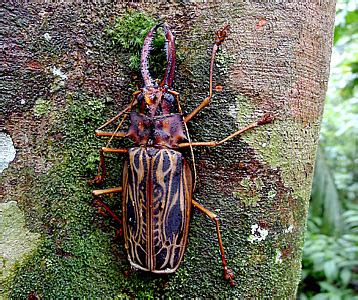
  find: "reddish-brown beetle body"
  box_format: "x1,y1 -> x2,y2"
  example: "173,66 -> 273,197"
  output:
90,24 -> 277,285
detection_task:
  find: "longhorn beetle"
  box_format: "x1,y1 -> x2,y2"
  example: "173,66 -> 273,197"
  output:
89,24 -> 278,285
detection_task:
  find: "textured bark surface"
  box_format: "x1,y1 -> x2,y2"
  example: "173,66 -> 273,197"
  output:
1,2 -> 335,298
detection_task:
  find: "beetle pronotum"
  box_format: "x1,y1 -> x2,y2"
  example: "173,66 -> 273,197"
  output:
89,24 -> 278,285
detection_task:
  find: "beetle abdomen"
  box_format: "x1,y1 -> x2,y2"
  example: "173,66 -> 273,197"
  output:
122,147 -> 192,273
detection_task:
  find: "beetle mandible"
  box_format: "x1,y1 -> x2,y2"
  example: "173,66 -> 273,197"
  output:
89,24 -> 278,285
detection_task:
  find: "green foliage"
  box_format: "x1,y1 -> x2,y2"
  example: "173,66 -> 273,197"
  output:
301,207 -> 358,299
299,0 -> 358,298
310,147 -> 342,236
334,3 -> 358,100
106,10 -> 166,78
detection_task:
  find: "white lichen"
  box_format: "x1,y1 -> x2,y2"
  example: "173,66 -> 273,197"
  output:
44,32 -> 52,41
0,133 -> 16,173
275,250 -> 283,264
52,66 -> 67,80
284,225 -> 293,233
248,224 -> 269,243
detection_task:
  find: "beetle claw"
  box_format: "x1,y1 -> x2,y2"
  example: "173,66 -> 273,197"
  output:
88,176 -> 102,184
224,266 -> 236,286
88,172 -> 107,184
88,177 -> 98,184
215,24 -> 230,45
257,113 -> 280,125
113,227 -> 123,241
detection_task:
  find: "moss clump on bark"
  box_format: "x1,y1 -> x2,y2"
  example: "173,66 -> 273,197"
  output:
107,10 -> 166,77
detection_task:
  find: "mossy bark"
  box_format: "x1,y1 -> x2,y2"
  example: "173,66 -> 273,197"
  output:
1,2 -> 335,298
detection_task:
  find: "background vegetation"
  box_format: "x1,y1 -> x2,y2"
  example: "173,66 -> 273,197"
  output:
298,0 -> 358,298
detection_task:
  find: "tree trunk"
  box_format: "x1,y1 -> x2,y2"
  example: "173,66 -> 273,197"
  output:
2,2 -> 336,298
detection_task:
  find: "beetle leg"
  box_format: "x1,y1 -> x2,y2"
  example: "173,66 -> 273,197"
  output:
95,131 -> 127,138
92,187 -> 123,196
92,188 -> 123,239
192,199 -> 236,286
184,25 -> 230,124
184,97 -> 211,124
89,148 -> 128,184
177,113 -> 279,148
91,94 -> 138,182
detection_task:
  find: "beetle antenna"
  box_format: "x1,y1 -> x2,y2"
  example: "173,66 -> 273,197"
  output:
105,92 -> 137,148
173,92 -> 197,192
184,119 -> 197,192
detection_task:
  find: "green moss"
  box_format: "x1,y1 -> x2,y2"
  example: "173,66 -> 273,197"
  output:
33,98 -> 53,117
234,175 -> 264,206
107,10 -> 165,77
214,49 -> 236,79
4,93 -> 126,297
236,95 -> 318,202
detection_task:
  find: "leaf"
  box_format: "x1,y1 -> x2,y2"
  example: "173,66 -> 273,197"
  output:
301,269 -> 309,281
340,268 -> 351,286
343,234 -> 358,243
310,147 -> 342,236
323,260 -> 339,282
344,213 -> 358,228
318,281 -> 338,293
311,292 -> 330,300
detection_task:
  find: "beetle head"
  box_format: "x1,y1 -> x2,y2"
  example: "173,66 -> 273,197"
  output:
136,85 -> 177,117
142,86 -> 164,106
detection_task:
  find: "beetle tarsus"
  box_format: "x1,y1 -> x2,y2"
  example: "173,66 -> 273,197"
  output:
88,172 -> 105,184
257,113 -> 280,125
215,24 -> 230,45
88,149 -> 107,184
93,195 -> 123,240
89,176 -> 101,184
113,228 -> 123,241
224,266 -> 236,286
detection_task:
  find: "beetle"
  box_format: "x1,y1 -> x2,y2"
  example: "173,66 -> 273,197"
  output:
89,23 -> 278,285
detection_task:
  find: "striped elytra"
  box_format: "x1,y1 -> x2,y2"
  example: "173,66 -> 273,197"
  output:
122,147 -> 192,273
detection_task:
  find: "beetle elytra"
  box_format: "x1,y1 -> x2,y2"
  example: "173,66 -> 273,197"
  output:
89,24 -> 278,285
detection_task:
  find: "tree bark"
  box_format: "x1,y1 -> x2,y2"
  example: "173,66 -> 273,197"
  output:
2,2 -> 336,298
